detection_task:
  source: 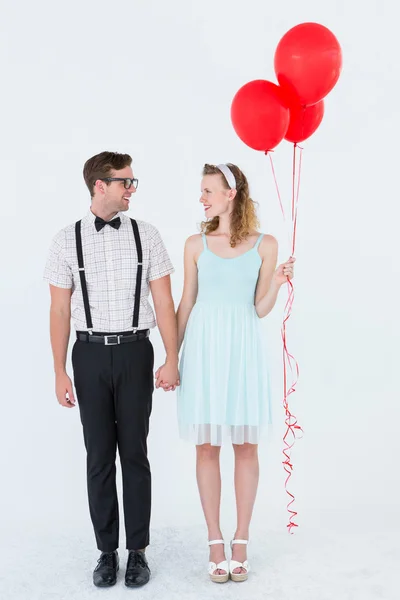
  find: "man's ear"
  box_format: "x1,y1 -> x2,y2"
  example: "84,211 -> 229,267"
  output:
94,179 -> 105,195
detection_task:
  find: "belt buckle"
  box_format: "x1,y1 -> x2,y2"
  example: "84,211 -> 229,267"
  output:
104,335 -> 121,346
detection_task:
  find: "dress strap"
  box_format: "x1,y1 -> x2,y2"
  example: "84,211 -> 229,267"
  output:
254,234 -> 264,250
201,233 -> 208,250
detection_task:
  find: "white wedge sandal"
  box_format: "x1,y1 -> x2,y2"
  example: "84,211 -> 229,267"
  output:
208,539 -> 229,583
229,539 -> 250,582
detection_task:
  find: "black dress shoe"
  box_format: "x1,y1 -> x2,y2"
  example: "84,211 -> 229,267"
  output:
93,551 -> 119,587
125,550 -> 151,587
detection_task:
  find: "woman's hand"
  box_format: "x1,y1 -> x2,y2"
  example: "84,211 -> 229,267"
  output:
273,257 -> 296,287
155,361 -> 180,392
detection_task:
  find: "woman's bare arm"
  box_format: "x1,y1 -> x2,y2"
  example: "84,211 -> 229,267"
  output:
176,235 -> 202,351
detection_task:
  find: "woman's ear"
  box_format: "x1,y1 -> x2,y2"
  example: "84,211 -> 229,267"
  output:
228,188 -> 237,202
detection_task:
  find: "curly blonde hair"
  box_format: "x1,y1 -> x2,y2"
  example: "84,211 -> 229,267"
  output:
200,163 -> 259,247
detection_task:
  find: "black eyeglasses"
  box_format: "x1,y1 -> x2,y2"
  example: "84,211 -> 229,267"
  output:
101,177 -> 139,190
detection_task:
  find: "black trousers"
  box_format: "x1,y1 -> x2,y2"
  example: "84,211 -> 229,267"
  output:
72,334 -> 154,552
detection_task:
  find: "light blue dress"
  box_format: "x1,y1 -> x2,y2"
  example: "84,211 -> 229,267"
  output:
177,233 -> 271,446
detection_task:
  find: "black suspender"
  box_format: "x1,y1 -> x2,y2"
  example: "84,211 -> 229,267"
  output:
130,218 -> 143,331
75,220 -> 93,331
75,218 -> 143,333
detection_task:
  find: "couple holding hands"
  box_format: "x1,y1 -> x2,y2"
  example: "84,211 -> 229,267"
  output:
45,151 -> 294,587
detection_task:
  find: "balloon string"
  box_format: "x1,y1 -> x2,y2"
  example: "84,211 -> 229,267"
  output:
292,144 -> 303,256
268,149 -> 303,533
268,153 -> 292,253
292,143 -> 296,222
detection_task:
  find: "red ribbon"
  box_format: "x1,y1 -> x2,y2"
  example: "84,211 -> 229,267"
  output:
268,144 -> 304,533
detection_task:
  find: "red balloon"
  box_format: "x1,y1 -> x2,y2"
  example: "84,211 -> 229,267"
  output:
285,100 -> 324,143
231,80 -> 290,152
274,22 -> 342,106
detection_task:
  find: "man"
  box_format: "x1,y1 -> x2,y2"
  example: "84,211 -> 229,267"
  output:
44,151 -> 179,588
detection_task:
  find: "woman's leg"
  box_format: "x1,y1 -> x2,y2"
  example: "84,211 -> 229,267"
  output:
196,443 -> 226,573
231,443 -> 259,573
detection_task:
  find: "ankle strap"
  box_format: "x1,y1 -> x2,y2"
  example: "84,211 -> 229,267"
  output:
231,539 -> 248,545
208,539 -> 224,546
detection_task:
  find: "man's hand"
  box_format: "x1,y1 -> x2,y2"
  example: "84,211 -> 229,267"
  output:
155,361 -> 180,392
55,372 -> 76,407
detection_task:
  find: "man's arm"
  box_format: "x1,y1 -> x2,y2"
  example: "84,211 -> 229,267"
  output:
150,275 -> 179,390
49,285 -> 76,407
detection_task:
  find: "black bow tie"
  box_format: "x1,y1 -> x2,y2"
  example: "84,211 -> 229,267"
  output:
94,216 -> 121,232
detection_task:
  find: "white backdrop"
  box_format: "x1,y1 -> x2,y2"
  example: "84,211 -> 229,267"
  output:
1,1 -> 399,598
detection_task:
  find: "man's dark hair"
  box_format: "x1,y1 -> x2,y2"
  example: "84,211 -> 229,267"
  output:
83,151 -> 132,197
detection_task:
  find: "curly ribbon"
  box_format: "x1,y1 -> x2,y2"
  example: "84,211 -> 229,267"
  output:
268,144 -> 304,533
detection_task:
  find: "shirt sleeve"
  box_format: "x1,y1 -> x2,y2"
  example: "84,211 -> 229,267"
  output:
43,231 -> 73,289
148,227 -> 175,282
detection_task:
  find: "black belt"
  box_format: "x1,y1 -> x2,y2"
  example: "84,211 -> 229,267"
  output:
76,329 -> 150,345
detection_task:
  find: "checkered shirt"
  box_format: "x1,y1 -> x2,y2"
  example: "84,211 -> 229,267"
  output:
44,210 -> 174,332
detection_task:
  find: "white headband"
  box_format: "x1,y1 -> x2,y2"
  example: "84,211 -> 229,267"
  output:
216,164 -> 236,190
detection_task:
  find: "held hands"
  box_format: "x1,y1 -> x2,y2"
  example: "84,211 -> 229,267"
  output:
56,372 -> 76,408
155,360 -> 180,392
273,256 -> 296,287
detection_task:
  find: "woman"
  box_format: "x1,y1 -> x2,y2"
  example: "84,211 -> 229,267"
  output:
176,163 -> 294,583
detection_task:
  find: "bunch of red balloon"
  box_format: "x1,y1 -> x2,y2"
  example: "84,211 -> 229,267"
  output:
231,22 -> 342,150
231,22 -> 342,533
